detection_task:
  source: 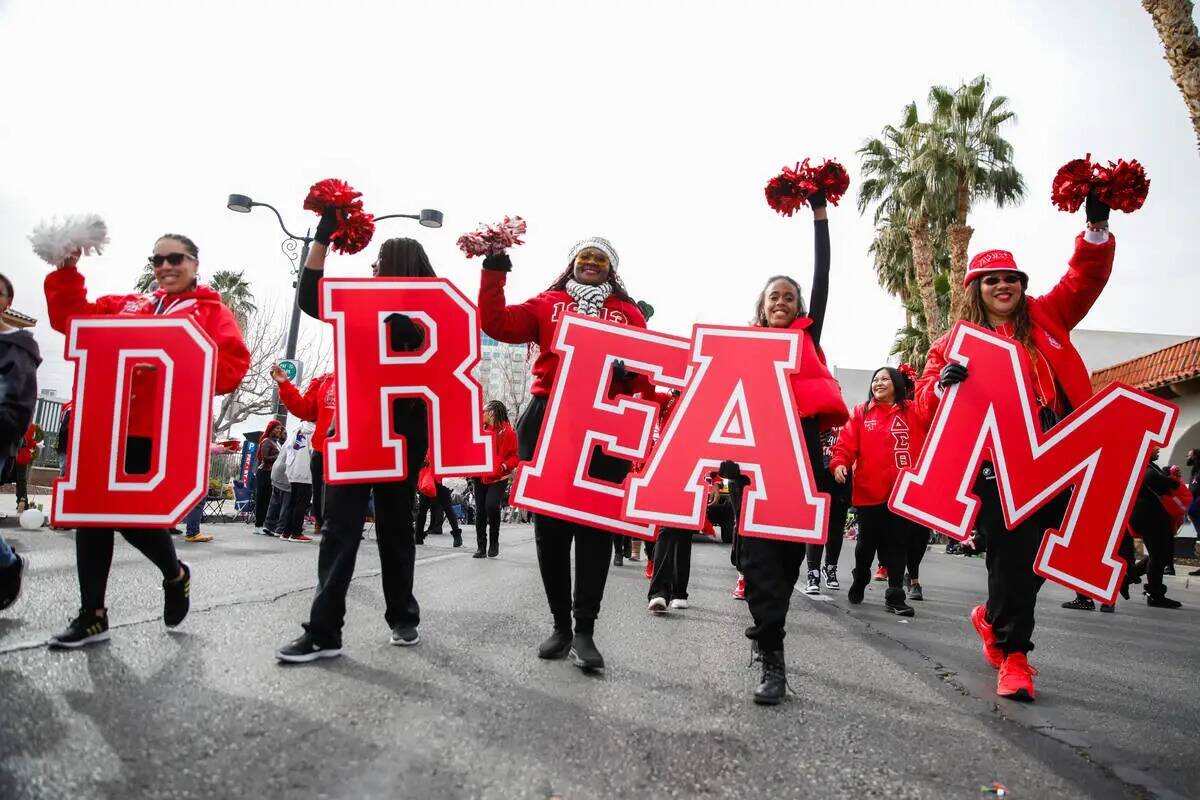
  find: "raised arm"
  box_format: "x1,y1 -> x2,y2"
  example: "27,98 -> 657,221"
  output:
477,253 -> 542,344
806,196 -> 830,347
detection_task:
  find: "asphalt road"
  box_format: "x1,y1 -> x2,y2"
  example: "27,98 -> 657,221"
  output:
1,521 -> 1197,800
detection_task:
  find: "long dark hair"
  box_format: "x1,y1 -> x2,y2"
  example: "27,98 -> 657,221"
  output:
751,274 -> 807,327
376,238 -> 436,278
962,277 -> 1034,356
484,400 -> 510,426
867,366 -> 911,409
547,259 -> 633,304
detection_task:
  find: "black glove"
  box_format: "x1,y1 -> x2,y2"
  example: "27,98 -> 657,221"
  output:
808,188 -> 828,210
1085,190 -> 1110,224
636,300 -> 655,321
938,362 -> 968,389
386,313 -> 424,351
612,359 -> 631,383
314,207 -> 340,246
482,252 -> 512,272
718,459 -> 752,487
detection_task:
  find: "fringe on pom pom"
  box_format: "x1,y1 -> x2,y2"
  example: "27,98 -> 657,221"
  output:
29,214 -> 109,266
303,177 -> 375,254
764,158 -> 849,216
456,216 -> 528,257
1051,155 -> 1150,214
330,209 -> 376,255
304,179 -> 363,214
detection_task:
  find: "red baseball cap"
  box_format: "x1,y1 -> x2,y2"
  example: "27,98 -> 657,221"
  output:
963,249 -> 1028,287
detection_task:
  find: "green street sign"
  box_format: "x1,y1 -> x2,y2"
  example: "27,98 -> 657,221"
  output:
278,359 -> 302,383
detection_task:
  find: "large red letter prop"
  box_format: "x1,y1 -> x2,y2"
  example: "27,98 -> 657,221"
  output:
624,325 -> 828,543
510,314 -> 692,539
321,278 -> 492,484
52,317 -> 216,527
889,323 -> 1177,604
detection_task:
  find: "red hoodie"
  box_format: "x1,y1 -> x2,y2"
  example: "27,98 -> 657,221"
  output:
481,421 -> 519,484
15,423 -> 37,466
278,373 -> 336,450
829,397 -> 935,507
785,317 -> 849,430
44,266 -> 251,438
478,270 -> 649,397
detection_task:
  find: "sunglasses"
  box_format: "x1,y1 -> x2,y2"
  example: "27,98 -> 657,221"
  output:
148,253 -> 196,268
982,274 -> 1023,287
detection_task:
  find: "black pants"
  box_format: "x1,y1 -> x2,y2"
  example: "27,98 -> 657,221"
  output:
1130,504 -> 1174,597
613,535 -> 631,559
906,525 -> 930,580
807,494 -> 849,570
416,485 -> 459,537
729,484 -> 745,570
310,451 -> 325,530
707,496 -> 736,542
648,528 -> 692,601
853,504 -> 918,595
305,480 -> 420,645
975,472 -> 1068,654
253,468 -> 273,528
518,394 -> 622,635
474,480 -> 505,549
75,436 -> 180,611
13,463 -> 28,504
286,482 -> 313,537
264,487 -> 289,533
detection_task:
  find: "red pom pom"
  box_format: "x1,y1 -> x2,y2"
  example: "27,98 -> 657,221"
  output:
330,209 -> 375,255
1050,154 -> 1096,213
304,178 -> 363,214
897,362 -> 917,384
812,159 -> 850,206
457,216 -> 528,258
1096,158 -> 1150,213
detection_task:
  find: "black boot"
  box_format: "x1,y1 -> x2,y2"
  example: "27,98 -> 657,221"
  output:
885,587 -> 914,617
1147,591 -> 1182,609
848,568 -> 869,604
569,632 -> 605,671
753,647 -> 787,705
451,528 -> 463,548
537,627 -> 573,659
472,533 -> 486,558
487,530 -> 499,558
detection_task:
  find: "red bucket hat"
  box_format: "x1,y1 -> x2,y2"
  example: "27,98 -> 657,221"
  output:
963,249 -> 1029,287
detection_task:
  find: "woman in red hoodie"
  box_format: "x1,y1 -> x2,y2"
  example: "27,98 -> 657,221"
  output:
831,367 -> 933,616
474,400 -> 518,559
733,189 -> 850,705
478,236 -> 647,672
43,233 -> 251,648
918,193 -> 1116,702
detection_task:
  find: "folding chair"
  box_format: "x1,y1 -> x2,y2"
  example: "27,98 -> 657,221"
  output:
233,480 -> 255,524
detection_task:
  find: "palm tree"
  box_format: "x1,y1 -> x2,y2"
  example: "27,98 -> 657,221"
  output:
134,263 -> 155,294
859,103 -> 952,343
1143,0 -> 1200,152
923,75 -> 1025,320
207,270 -> 257,326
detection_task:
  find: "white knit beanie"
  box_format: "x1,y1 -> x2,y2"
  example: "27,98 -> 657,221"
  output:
567,237 -> 619,270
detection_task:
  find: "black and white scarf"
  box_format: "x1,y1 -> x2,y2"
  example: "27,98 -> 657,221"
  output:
566,279 -> 612,317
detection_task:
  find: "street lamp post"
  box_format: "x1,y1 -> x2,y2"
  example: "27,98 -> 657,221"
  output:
226,194 -> 442,422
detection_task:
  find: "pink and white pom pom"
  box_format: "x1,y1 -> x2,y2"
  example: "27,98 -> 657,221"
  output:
29,214 -> 109,266
456,216 -> 527,258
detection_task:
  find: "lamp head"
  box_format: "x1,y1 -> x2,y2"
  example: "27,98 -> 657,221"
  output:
418,209 -> 443,229
227,194 -> 254,213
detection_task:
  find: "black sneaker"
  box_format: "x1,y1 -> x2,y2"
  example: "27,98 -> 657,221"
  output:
885,589 -> 914,617
823,564 -> 839,590
1062,596 -> 1095,611
538,628 -> 573,659
1100,603 -> 1115,613
1147,594 -> 1182,609
0,552 -> 26,611
390,625 -> 420,646
48,609 -> 110,649
276,631 -> 342,663
848,569 -> 868,605
163,561 -> 190,628
803,570 -> 821,595
908,582 -> 924,601
569,633 -> 605,671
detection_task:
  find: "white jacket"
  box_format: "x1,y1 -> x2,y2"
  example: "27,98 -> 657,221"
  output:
283,423 -> 314,485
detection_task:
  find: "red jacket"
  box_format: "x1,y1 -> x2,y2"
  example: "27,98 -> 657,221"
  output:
785,317 -> 849,430
278,373 -> 336,450
482,421 -> 519,484
478,270 -> 649,397
44,266 -> 251,438
1161,482 -> 1193,531
920,233 -> 1115,415
15,423 -> 37,466
830,398 -> 934,507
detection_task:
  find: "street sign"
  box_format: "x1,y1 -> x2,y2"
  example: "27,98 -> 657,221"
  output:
277,359 -> 303,384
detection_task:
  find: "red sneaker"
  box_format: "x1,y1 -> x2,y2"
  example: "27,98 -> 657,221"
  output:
288,533 -> 314,543
644,559 -> 653,580
996,652 -> 1037,701
873,566 -> 887,582
970,604 -> 1003,669
732,574 -> 746,600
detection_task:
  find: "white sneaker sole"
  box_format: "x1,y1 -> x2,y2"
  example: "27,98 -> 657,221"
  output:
803,586 -> 820,595
669,601 -> 688,610
275,647 -> 342,663
390,633 -> 421,646
48,630 -> 111,649
647,599 -> 668,614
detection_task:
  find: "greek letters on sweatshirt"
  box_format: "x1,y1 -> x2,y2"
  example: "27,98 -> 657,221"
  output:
829,397 -> 934,508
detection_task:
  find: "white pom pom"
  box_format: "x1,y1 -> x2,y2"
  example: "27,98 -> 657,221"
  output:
29,214 -> 110,266
19,508 -> 45,529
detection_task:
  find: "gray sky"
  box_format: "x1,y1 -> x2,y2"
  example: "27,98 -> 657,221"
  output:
3,0 -> 1197,434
